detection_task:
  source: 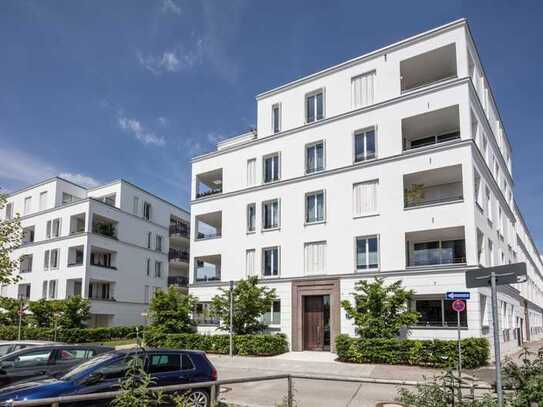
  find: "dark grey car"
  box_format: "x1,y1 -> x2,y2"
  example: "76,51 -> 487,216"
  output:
0,344 -> 113,387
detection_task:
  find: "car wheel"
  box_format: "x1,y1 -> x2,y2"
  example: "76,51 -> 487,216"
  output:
185,389 -> 209,407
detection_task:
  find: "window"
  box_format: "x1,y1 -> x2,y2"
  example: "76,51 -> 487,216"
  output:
39,192 -> 48,211
5,203 -> 13,220
305,191 -> 325,223
356,236 -> 379,270
148,354 -> 181,374
44,250 -> 50,271
351,71 -> 375,108
247,203 -> 256,233
353,180 -> 378,217
10,349 -> 53,368
246,249 -> 256,277
144,285 -> 150,303
50,249 -> 59,269
93,356 -> 139,380
304,241 -> 327,275
305,141 -> 325,174
272,103 -> 281,133
155,235 -> 163,252
263,153 -> 280,183
62,193 -> 76,204
24,197 -> 31,214
474,170 -> 482,208
262,300 -> 281,325
143,202 -> 152,221
485,188 -> 492,222
477,229 -> 485,266
146,258 -> 151,276
262,199 -> 280,230
412,240 -> 465,266
194,302 -> 219,325
354,128 -> 376,162
147,232 -> 152,249
488,239 -> 494,267
48,280 -> 57,299
414,298 -> 467,327
306,89 -> 324,123
42,281 -> 47,298
47,218 -> 61,239
247,158 -> 257,186
17,283 -> 31,299
497,206 -> 503,236
154,261 -> 162,278
55,348 -> 96,364
133,197 -> 139,215
262,247 -> 280,277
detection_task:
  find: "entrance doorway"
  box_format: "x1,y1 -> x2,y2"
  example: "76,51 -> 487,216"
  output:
303,295 -> 331,351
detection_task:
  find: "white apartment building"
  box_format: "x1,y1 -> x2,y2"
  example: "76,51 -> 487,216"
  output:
188,19 -> 543,354
1,177 -> 190,327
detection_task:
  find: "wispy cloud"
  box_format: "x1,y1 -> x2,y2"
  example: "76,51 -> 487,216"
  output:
161,0 -> 181,15
59,173 -> 101,188
136,39 -> 205,75
118,116 -> 166,146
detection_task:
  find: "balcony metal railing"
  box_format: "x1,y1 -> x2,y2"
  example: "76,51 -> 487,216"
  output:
169,224 -> 190,237
196,232 -> 222,240
167,276 -> 189,287
409,256 -> 466,267
196,188 -> 222,199
90,262 -> 117,270
92,224 -> 117,239
405,194 -> 463,208
168,249 -> 189,262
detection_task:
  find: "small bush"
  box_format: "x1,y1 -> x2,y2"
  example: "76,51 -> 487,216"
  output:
147,332 -> 288,356
0,325 -> 142,343
336,334 -> 489,369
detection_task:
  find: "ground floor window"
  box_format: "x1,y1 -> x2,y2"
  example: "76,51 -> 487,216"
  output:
413,297 -> 467,327
262,300 -> 281,325
194,302 -> 219,326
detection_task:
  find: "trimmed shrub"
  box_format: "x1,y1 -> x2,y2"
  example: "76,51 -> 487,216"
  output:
0,325 -> 142,343
336,334 -> 489,369
146,332 -> 288,356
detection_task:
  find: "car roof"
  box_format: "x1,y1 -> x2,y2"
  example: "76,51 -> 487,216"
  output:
0,344 -> 114,360
112,347 -> 206,356
0,341 -> 59,345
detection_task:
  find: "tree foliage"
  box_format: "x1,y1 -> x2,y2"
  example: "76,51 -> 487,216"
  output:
58,296 -> 91,329
341,278 -> 419,339
210,276 -> 277,335
0,296 -> 22,325
0,192 -> 21,286
149,287 -> 197,334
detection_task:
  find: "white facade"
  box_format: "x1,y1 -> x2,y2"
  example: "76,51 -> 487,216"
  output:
1,177 -> 190,327
188,19 -> 543,354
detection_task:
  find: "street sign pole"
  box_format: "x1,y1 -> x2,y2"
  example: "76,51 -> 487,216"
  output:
490,271 -> 503,407
457,308 -> 462,379
229,280 -> 234,358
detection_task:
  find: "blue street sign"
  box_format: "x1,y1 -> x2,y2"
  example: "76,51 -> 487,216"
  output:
446,292 -> 470,300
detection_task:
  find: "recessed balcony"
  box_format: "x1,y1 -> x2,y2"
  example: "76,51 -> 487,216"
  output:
196,169 -> 223,198
169,248 -> 190,263
400,43 -> 457,93
195,211 -> 222,240
68,245 -> 84,267
194,255 -> 221,282
406,226 -> 466,268
402,105 -> 460,151
90,247 -> 117,270
19,254 -> 33,273
66,279 -> 83,298
170,216 -> 190,239
88,280 -> 115,301
70,213 -> 86,234
92,214 -> 118,239
404,165 -> 463,208
168,275 -> 189,288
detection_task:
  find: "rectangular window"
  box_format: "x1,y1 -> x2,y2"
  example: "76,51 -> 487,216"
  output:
488,239 -> 494,267
477,229 -> 485,266
474,170 -> 482,208
356,236 -> 379,270
353,180 -> 378,217
262,300 -> 281,325
39,192 -> 48,211
143,202 -> 152,221
272,103 -> 281,134
485,188 -> 492,222
305,141 -> 325,174
247,158 -> 257,186
42,281 -> 48,299
262,199 -> 280,230
48,218 -> 61,239
305,191 -> 325,223
413,240 -> 466,266
146,258 -> 151,276
5,203 -> 13,220
144,285 -> 150,303
133,197 -> 139,215
306,89 -> 324,123
414,298 -> 467,327
48,280 -> 57,299
147,232 -> 152,249
194,302 -> 219,325
263,153 -> 280,183
351,71 -> 375,108
245,249 -> 256,277
354,128 -> 376,162
50,249 -> 59,269
62,193 -> 75,204
24,197 -> 32,214
304,241 -> 327,275
155,235 -> 163,252
262,247 -> 280,277
154,261 -> 162,278
246,203 -> 256,233
44,250 -> 50,271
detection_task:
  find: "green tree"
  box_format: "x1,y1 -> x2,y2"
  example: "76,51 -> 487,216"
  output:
28,299 -> 63,328
58,296 -> 91,329
0,296 -> 23,325
0,192 -> 22,286
341,278 -> 419,339
210,276 -> 277,335
149,287 -> 197,334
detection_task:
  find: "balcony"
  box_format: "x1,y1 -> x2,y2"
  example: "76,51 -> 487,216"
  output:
92,214 -> 118,239
402,105 -> 460,151
404,165 -> 463,208
195,211 -> 222,240
66,279 -> 83,298
90,247 -> 117,270
196,169 -> 223,198
194,255 -> 221,282
168,276 -> 189,287
67,245 -> 84,267
400,43 -> 457,93
169,216 -> 190,238
88,280 -> 115,301
22,226 -> 35,245
70,213 -> 86,234
169,248 -> 189,263
406,227 -> 466,267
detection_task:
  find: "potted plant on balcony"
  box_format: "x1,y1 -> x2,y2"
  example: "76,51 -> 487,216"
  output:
405,184 -> 425,206
96,223 -> 116,238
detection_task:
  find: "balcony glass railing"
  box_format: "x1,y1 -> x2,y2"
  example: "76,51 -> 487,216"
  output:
168,276 -> 189,287
168,249 -> 189,262
196,188 -> 222,199
405,194 -> 463,208
169,224 -> 190,237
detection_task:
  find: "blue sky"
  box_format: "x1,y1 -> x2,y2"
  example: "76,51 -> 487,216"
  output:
0,1 -> 542,250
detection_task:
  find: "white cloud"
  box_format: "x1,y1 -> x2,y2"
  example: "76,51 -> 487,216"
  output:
59,173 -> 101,188
157,116 -> 168,127
118,116 -> 166,146
161,0 -> 181,15
136,39 -> 205,75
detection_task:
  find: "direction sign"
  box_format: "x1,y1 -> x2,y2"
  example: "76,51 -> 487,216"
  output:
452,299 -> 466,313
446,292 -> 470,300
466,263 -> 527,289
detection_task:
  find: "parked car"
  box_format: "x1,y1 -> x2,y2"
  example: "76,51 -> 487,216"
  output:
0,341 -> 59,357
0,348 -> 217,406
0,344 -> 113,387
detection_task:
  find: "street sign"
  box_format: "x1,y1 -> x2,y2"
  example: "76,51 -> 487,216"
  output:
446,292 -> 470,300
452,299 -> 466,313
466,262 -> 527,289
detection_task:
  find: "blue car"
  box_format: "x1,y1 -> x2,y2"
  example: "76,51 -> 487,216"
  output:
0,348 -> 217,407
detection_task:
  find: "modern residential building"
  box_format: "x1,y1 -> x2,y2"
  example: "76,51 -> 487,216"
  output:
189,18 -> 543,354
1,177 -> 190,327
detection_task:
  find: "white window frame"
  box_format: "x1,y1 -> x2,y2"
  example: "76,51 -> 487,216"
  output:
353,179 -> 379,218
353,127 -> 377,163
304,241 -> 327,276
146,258 -> 151,276
154,261 -> 162,278
262,153 -> 281,184
271,103 -> 281,134
262,246 -> 280,278
355,235 -> 380,271
262,199 -> 280,231
39,191 -> 48,211
351,70 -> 376,108
44,250 -> 50,271
305,88 -> 325,124
24,196 -> 32,214
245,249 -> 256,278
246,158 -> 257,187
305,190 -> 326,224
133,196 -> 139,215
305,140 -> 325,174
246,203 -> 256,233
155,234 -> 163,252
262,300 -> 281,326
50,248 -> 59,270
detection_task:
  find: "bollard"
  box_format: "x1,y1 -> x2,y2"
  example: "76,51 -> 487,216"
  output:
210,384 -> 218,407
287,375 -> 293,407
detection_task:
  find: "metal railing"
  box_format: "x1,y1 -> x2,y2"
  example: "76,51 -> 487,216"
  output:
405,195 -> 464,208
168,248 -> 190,262
9,373 -> 495,407
169,224 -> 190,237
167,276 -> 189,287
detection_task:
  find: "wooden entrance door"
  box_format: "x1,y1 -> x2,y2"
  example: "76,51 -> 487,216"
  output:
303,296 -> 324,351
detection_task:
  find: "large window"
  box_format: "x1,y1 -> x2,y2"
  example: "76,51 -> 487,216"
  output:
263,153 -> 280,183
247,203 -> 256,233
356,236 -> 379,270
305,141 -> 325,174
194,302 -> 219,325
272,103 -> 281,134
412,240 -> 466,266
306,89 -> 324,123
24,197 -> 32,214
247,158 -> 257,186
414,298 -> 467,327
262,199 -> 280,230
43,249 -> 59,270
351,71 -> 375,108
46,218 -> 62,239
305,191 -> 325,224
304,241 -> 327,275
262,300 -> 281,325
262,247 -> 280,277
354,128 -> 376,162
353,180 -> 378,217
245,249 -> 256,277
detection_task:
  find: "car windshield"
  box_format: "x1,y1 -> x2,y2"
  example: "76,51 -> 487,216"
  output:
0,345 -> 12,356
61,353 -> 117,381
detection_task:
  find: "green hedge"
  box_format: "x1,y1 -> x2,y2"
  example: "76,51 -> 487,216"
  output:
335,335 -> 489,369
147,332 -> 288,356
0,325 -> 142,343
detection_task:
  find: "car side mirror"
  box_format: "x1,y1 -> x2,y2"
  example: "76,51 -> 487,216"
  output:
81,372 -> 104,386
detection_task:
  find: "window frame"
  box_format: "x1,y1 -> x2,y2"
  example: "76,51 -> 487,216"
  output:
353,127 -> 377,163
304,88 -> 325,124
246,203 -> 256,233
271,103 -> 282,134
262,300 -> 281,326
354,235 -> 380,271
262,246 -> 280,278
353,179 -> 379,218
351,70 -> 376,109
304,190 -> 326,225
305,140 -> 326,174
262,152 -> 281,184
246,158 -> 257,187
262,199 -> 280,231
411,296 -> 468,328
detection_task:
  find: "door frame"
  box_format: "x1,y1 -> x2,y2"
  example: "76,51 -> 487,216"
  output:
291,279 -> 340,352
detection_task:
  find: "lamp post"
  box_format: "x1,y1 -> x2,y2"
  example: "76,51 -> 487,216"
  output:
141,312 -> 148,346
229,280 -> 234,358
17,295 -> 25,341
